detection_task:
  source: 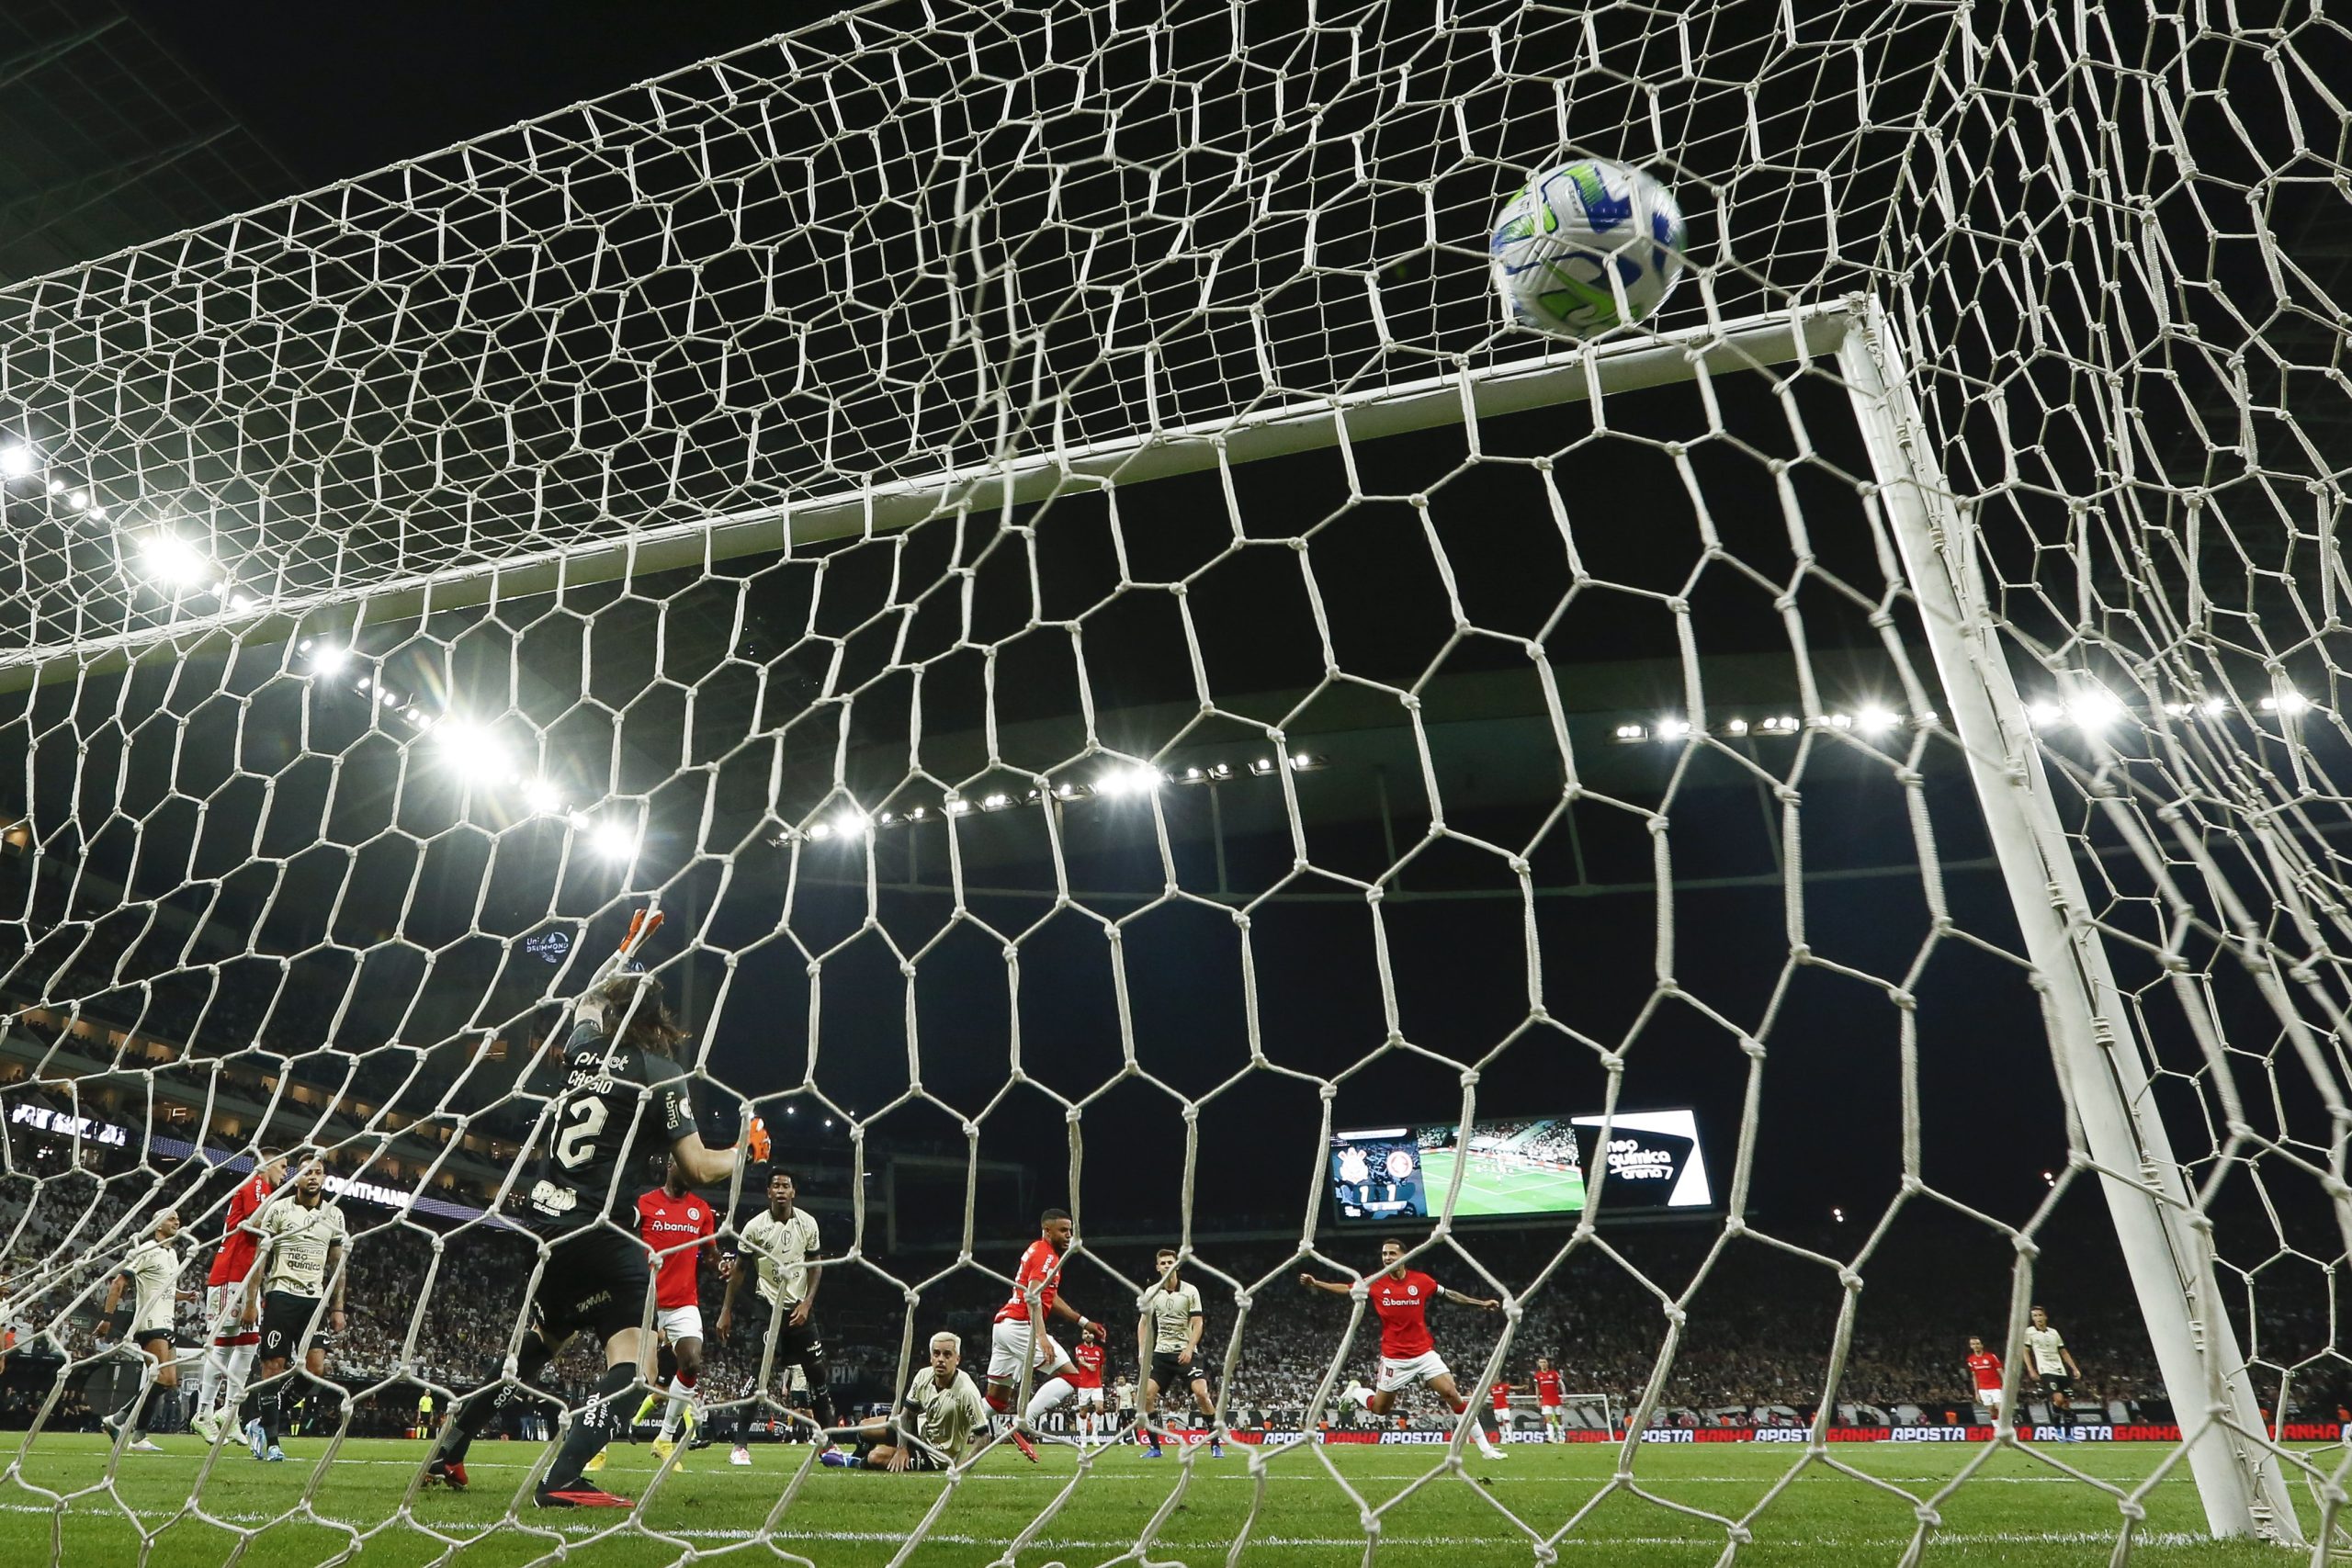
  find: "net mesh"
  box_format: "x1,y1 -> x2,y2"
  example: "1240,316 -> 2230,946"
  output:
0,0 -> 2345,1560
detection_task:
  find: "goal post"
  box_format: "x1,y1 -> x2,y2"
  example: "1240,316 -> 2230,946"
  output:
0,302 -> 1852,698
0,3 -> 2346,1562
1836,297 -> 2303,1543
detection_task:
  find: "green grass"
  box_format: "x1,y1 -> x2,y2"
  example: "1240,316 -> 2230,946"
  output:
0,1435 -> 2330,1566
1419,1148 -> 1586,1218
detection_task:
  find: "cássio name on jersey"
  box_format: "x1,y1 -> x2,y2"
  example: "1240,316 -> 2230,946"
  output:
525,1020 -> 692,1234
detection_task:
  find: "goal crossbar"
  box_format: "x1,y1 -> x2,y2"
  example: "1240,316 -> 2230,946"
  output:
0,300 -> 1855,696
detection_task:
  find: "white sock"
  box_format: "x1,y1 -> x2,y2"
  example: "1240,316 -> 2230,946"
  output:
658,1379 -> 693,1438
222,1343 -> 258,1417
1346,1385 -> 1374,1412
1024,1377 -> 1076,1424
195,1348 -> 226,1419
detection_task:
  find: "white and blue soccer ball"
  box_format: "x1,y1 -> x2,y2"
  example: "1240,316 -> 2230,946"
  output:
1489,159 -> 1688,336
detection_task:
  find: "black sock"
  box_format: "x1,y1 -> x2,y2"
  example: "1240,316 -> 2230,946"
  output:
438,1335 -> 554,1468
544,1363 -> 639,1493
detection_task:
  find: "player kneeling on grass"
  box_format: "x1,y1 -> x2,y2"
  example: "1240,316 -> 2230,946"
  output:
96,1210 -> 199,1453
424,910 -> 741,1509
1300,1237 -> 1508,1461
829,1331 -> 992,1472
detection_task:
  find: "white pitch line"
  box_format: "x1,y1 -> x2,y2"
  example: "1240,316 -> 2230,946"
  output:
0,1504 -> 2213,1549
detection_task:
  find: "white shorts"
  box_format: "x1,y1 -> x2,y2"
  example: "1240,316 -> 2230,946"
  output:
656,1304 -> 705,1343
1375,1350 -> 1452,1393
1074,1384 -> 1104,1409
131,1313 -> 175,1344
1978,1387 -> 2004,1414
208,1282 -> 258,1347
987,1319 -> 1069,1382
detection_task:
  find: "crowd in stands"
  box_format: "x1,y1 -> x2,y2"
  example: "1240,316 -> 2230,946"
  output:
2,1084 -> 2343,1439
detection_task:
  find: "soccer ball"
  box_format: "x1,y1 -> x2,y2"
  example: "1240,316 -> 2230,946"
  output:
1489,159 -> 1688,336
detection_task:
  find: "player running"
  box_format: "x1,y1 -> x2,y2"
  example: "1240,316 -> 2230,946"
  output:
1069,1325 -> 1109,1445
628,1156 -> 715,1468
96,1210 -> 197,1452
2021,1306 -> 2083,1427
716,1168 -> 830,1465
191,1148 -> 284,1443
235,1156 -> 348,1462
1136,1247 -> 1222,1459
1533,1356 -> 1566,1442
426,908 -> 741,1508
1299,1237 -> 1508,1460
1965,1337 -> 2006,1422
985,1208 -> 1105,1462
833,1331 -> 994,1472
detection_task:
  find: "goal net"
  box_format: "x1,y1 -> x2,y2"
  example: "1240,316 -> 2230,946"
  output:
0,0 -> 2344,1560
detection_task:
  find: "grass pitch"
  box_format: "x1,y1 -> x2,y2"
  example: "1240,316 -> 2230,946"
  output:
1417,1148 -> 1585,1217
0,1434 -> 2323,1566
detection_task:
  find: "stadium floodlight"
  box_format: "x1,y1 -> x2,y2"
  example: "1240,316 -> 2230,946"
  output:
0,442 -> 33,479
519,778 -> 565,817
308,644 -> 351,676
2259,692 -> 2309,716
2068,693 -> 2125,731
587,820 -> 639,861
43,477 -> 62,495
1657,717 -> 1691,740
944,797 -> 970,816
134,532 -> 211,591
1854,705 -> 1899,736
979,791 -> 1012,811
90,506 -> 107,522
831,809 -> 869,840
66,491 -> 88,512
1097,763 -> 1160,797
432,720 -> 514,786
2026,699 -> 2063,727
1724,717 -> 1749,736
1611,723 -> 1647,741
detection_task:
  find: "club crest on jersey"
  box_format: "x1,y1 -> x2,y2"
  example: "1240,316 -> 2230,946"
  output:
1406,1284 -> 1419,1296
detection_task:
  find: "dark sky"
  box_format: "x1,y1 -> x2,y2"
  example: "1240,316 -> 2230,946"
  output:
127,1 -> 799,189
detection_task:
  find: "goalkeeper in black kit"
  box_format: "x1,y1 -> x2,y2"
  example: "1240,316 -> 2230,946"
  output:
425,910 -> 742,1508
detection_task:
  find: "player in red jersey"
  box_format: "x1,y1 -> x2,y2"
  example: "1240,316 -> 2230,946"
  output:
1069,1325 -> 1109,1445
190,1148 -> 286,1445
1965,1337 -> 2007,1424
631,1157 -> 716,1466
985,1209 -> 1104,1461
1533,1356 -> 1566,1443
1300,1236 -> 1508,1460
1489,1377 -> 1514,1440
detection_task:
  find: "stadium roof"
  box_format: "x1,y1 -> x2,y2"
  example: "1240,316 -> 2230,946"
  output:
0,0 -> 296,288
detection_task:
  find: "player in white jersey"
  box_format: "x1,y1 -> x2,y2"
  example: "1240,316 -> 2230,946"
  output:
96,1211 -> 196,1451
237,1156 -> 349,1461
1135,1247 -> 1221,1458
716,1168 -> 831,1464
836,1332 -> 996,1471
2021,1304 -> 2084,1426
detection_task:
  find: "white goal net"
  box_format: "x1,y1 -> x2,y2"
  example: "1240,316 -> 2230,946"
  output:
0,0 -> 2346,1562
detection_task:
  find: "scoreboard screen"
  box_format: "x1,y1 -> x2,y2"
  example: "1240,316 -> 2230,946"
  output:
1329,1109 -> 1713,1224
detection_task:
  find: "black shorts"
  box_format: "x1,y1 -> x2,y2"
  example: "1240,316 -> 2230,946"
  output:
1148,1351 -> 1208,1391
734,1298 -> 827,1374
535,1228 -> 652,1342
258,1291 -> 324,1364
2038,1373 -> 2075,1398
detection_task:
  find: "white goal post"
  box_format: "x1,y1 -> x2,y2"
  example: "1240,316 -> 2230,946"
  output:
1,4 -> 2346,1563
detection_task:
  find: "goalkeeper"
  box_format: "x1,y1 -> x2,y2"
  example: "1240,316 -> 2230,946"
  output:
424,909 -> 741,1509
